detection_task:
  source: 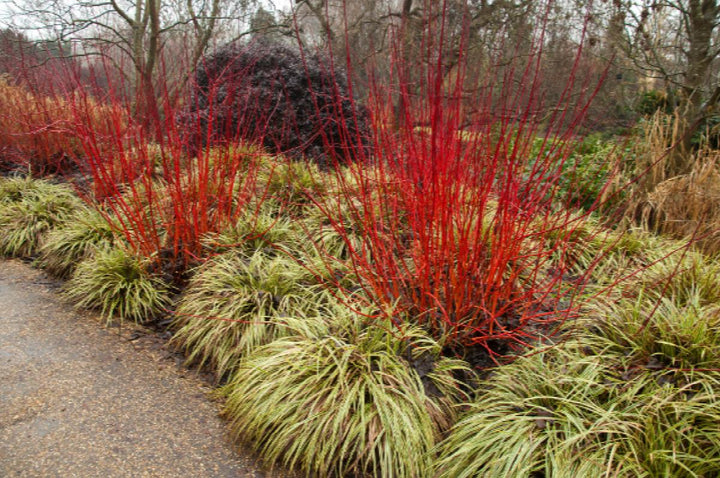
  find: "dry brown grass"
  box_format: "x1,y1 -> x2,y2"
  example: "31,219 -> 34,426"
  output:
632,111 -> 683,195
643,154 -> 720,254
626,112 -> 720,254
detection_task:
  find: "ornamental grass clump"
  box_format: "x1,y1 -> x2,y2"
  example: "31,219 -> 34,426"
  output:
64,246 -> 171,323
620,377 -> 720,477
434,347 -> 633,477
542,216 -> 684,294
624,112 -> 720,256
301,205 -> 367,262
37,206 -> 117,278
635,251 -> 720,307
0,175 -> 46,203
300,170 -> 381,262
200,202 -> 301,256
222,312 -> 469,478
584,291 -> 720,376
172,249 -> 332,379
586,299 -> 720,477
259,159 -> 330,215
0,177 -> 80,257
433,343 -> 720,477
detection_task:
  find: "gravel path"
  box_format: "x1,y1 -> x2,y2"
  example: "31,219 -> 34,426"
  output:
0,259 -> 276,478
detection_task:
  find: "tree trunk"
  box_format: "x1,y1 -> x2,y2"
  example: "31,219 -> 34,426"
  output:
393,0 -> 414,129
672,0 -> 719,175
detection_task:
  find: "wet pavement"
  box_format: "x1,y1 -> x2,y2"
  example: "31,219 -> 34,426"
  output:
0,259 -> 273,478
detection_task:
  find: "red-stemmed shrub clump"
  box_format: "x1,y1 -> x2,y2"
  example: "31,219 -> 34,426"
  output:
0,77 -> 126,176
63,60 -> 268,284
312,2 -> 610,365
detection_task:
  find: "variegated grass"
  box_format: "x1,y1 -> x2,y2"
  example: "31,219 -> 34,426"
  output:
222,312 -> 469,478
64,246 -> 171,323
0,177 -> 80,258
37,206 -> 117,278
434,342 -> 720,477
171,249 -> 334,379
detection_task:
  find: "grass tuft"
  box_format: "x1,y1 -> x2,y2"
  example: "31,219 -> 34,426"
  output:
434,343 -> 720,477
0,175 -> 47,203
200,203 -> 300,256
584,292 -> 720,373
620,376 -> 720,477
36,206 -> 117,278
260,159 -> 330,215
63,246 -> 171,323
171,249 -> 331,379
434,347 -> 632,478
222,313 -> 469,478
0,177 -> 80,257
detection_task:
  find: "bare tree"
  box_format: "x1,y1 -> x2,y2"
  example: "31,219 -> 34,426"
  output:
2,0 -> 258,132
615,0 -> 720,170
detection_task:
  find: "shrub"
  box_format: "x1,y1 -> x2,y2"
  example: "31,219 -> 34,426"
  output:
64,246 -> 171,323
73,120 -> 268,281
70,136 -> 267,280
635,89 -> 673,116
0,77 -> 126,175
222,313 -> 469,478
559,134 -> 622,211
306,2 -> 618,363
178,40 -> 369,166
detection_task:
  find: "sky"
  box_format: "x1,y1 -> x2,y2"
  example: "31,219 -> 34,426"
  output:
0,0 -> 296,39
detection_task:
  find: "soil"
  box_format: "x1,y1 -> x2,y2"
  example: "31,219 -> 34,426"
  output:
0,259 -> 288,478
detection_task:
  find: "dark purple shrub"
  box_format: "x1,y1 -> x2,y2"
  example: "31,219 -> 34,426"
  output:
179,40 -> 369,166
